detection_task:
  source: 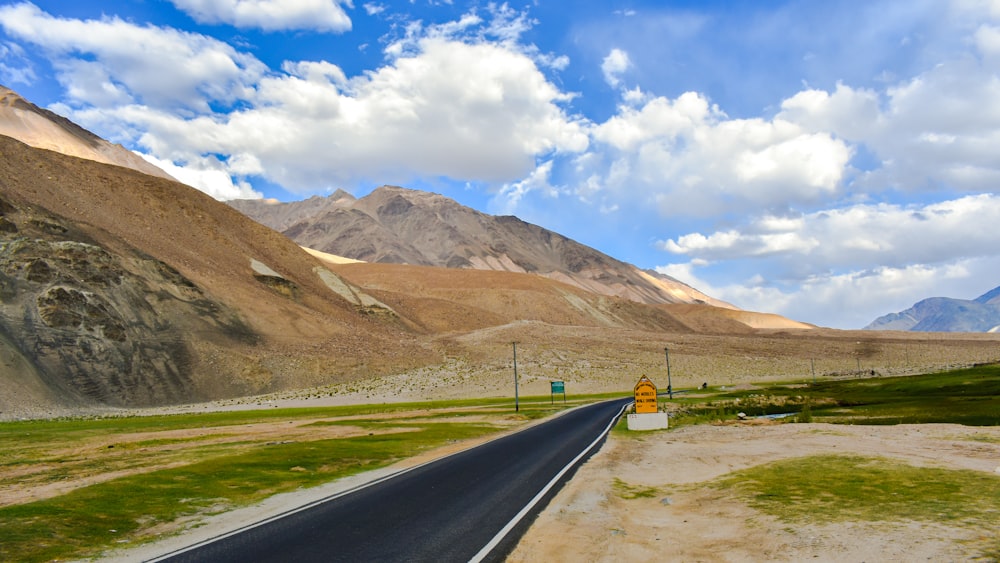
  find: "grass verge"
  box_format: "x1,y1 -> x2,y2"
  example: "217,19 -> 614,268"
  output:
715,454 -> 1000,558
0,397 -> 593,562
665,363 -> 1000,427
718,454 -> 1000,523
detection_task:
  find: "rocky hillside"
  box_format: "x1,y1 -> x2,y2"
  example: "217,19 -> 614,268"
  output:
0,134 -> 440,416
865,285 -> 1000,332
229,186 -> 733,308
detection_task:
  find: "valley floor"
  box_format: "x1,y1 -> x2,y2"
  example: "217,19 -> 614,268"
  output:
101,416 -> 1000,562
12,357 -> 999,562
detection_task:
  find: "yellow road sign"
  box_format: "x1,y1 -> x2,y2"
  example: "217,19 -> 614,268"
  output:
633,375 -> 658,414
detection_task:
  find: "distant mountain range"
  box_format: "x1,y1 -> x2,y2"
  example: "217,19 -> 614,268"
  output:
865,286 -> 1000,332
228,187 -> 734,309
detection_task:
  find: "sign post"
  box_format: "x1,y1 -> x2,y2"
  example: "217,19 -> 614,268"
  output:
550,381 -> 566,404
512,342 -> 519,412
664,347 -> 673,399
627,374 -> 669,431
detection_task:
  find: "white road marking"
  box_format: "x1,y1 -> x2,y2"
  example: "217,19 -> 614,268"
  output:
468,402 -> 630,563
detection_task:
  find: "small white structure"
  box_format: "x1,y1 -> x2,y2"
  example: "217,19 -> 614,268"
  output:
627,412 -> 669,431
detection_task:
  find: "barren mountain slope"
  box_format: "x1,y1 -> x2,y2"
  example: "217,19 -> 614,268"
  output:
231,186 -> 733,309
327,262 -> 697,335
0,135 -> 431,415
659,303 -> 815,332
228,190 -> 357,232
0,85 -> 174,181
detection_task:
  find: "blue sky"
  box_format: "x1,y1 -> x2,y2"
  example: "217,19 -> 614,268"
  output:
2,0 -> 999,329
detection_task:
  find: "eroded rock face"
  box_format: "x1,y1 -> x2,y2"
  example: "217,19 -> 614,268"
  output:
37,286 -> 126,341
0,194 -> 253,407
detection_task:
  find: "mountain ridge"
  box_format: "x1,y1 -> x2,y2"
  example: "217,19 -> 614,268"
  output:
0,84 -> 175,181
229,185 -> 734,309
865,285 -> 1000,332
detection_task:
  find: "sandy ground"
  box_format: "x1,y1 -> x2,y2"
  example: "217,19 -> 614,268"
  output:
509,422 -> 1000,562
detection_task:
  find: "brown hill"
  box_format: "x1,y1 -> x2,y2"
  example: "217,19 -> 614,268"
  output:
4,131 -> 808,418
0,84 -> 175,181
325,262 -> 695,335
229,186 -> 733,308
0,133 -> 437,414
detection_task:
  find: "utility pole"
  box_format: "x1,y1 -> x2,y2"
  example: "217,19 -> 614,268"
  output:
512,341 -> 519,412
664,347 -> 673,399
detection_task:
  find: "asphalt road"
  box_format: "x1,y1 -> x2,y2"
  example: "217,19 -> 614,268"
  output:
157,397 -> 630,563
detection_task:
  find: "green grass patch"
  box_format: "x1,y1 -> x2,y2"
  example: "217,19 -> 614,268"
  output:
0,397 -> 590,464
665,394 -> 819,428
612,478 -> 661,499
715,454 -> 1000,559
717,454 -> 1000,526
130,434 -> 238,448
610,415 -> 631,436
661,364 -> 1000,428
0,421 -> 497,562
966,435 -> 1000,444
774,364 -> 1000,426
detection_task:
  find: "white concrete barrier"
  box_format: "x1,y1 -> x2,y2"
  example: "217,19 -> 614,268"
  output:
626,412 -> 668,431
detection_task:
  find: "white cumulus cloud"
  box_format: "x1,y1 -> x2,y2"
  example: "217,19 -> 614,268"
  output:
779,61 -> 1000,194
169,0 -> 353,32
662,194 -> 1000,269
601,48 -> 630,88
582,91 -> 852,217
0,2 -> 265,112
139,152 -> 262,200
658,193 -> 1000,327
1,4 -> 588,195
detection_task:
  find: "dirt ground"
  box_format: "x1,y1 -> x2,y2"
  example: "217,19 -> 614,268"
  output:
508,422 -> 1000,562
